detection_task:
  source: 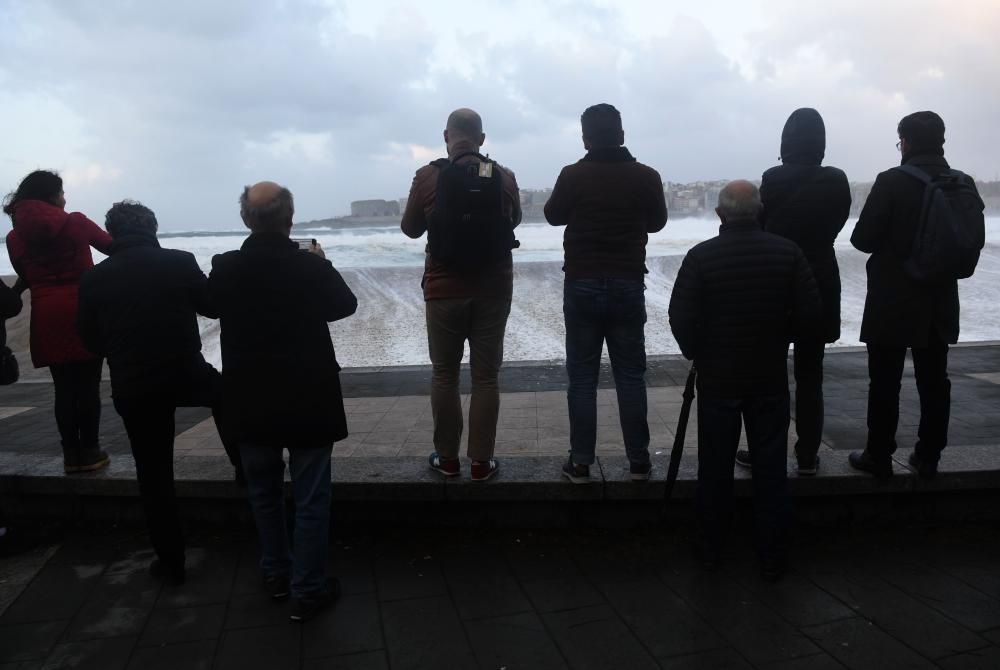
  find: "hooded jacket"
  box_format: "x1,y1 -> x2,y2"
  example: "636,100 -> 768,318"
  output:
760,108 -> 851,343
5,200 -> 113,367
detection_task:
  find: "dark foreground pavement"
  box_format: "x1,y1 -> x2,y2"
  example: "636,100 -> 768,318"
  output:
2,521 -> 1000,670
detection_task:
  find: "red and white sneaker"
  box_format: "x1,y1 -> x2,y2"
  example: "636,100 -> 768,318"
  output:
428,452 -> 460,477
471,458 -> 499,482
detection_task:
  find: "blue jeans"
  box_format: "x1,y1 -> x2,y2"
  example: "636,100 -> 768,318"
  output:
696,392 -> 790,562
564,278 -> 650,467
240,444 -> 333,598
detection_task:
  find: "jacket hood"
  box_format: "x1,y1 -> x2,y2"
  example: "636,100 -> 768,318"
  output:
9,200 -> 70,245
780,108 -> 825,165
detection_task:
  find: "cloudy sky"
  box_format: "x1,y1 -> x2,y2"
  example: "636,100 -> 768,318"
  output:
1,0 -> 997,231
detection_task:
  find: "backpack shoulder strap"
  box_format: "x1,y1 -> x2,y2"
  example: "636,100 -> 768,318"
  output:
892,164 -> 933,184
429,158 -> 451,169
449,151 -> 491,164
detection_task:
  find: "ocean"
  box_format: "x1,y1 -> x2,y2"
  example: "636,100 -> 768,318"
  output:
3,217 -> 1000,370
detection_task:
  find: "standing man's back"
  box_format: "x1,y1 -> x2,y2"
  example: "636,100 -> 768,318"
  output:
849,111 -> 984,479
544,103 -> 667,484
401,108 -> 521,482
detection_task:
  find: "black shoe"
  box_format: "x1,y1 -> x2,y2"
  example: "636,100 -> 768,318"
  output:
561,458 -> 590,484
796,453 -> 820,476
264,574 -> 290,600
630,462 -> 651,482
65,449 -> 110,474
290,578 -> 341,622
848,450 -> 893,479
735,450 -> 752,469
149,558 -> 186,585
908,451 -> 938,479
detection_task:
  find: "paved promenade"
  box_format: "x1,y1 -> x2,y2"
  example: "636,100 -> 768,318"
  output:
2,523 -> 1000,669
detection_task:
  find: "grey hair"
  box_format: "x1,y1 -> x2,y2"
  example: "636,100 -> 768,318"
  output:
105,200 -> 158,238
446,108 -> 483,142
239,186 -> 294,233
717,181 -> 762,220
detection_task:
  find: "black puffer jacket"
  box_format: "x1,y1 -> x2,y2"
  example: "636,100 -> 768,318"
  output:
669,219 -> 822,398
760,108 -> 851,343
851,153 -> 978,347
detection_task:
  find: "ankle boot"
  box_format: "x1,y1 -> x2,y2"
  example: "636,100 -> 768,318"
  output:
66,448 -> 110,473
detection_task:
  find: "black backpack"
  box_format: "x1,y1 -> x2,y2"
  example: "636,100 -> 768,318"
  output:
894,164 -> 985,282
427,152 -> 515,270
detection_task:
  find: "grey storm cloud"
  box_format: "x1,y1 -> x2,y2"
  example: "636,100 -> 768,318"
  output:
1,0 -> 997,230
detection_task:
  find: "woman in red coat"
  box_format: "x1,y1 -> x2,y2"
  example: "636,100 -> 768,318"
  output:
4,170 -> 113,472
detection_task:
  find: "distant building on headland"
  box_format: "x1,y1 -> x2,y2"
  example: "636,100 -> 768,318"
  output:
351,199 -> 399,218
520,189 -> 552,221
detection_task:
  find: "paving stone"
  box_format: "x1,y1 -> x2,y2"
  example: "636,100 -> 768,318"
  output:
463,612 -> 569,670
759,652 -> 849,669
802,564 -> 989,659
139,604 -> 225,646
878,563 -> 1000,631
222,593 -> 292,629
302,651 -> 389,670
125,639 -> 215,670
0,621 -> 67,663
520,576 -> 605,614
64,562 -> 162,641
599,578 -> 724,660
937,645 -> 1000,670
302,593 -> 383,659
373,552 -> 447,602
662,568 -> 820,666
445,573 -> 533,620
1,562 -> 104,624
542,604 -> 660,670
659,648 -> 753,669
155,547 -> 238,609
214,625 -> 300,670
39,636 -> 136,670
380,595 -> 477,670
802,617 -> 937,669
725,567 -> 856,628
983,627 -> 1000,645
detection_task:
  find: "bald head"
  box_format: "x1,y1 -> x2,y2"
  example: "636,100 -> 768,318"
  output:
444,108 -> 485,150
716,180 -> 762,223
240,181 -> 294,234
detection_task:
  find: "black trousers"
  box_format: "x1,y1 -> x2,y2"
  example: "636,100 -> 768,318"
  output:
114,359 -> 238,568
792,339 -> 825,460
696,391 -> 790,563
49,359 -> 103,451
865,331 -> 950,466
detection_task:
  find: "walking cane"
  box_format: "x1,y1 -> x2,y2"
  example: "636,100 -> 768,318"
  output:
664,366 -> 696,501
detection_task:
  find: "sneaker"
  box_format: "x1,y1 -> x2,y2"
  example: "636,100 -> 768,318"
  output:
471,458 -> 499,482
290,578 -> 341,623
561,458 -> 590,484
264,574 -> 290,600
630,462 -> 651,482
796,454 -> 820,476
149,558 -> 186,586
65,449 -> 110,474
908,451 -> 938,479
848,450 -> 893,479
428,452 -> 460,477
735,450 -> 752,469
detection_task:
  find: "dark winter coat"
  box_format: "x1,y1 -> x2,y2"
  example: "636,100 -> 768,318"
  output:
5,200 -> 112,367
668,219 -> 822,398
544,147 -> 668,280
77,232 -> 215,400
760,108 -> 851,343
208,232 -> 357,448
851,154 -> 976,347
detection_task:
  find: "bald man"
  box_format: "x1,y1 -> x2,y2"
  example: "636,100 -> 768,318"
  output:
208,181 -> 357,621
401,108 -> 521,482
669,180 -> 820,581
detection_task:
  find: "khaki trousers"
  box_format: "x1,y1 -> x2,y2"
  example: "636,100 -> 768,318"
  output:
426,296 -> 511,461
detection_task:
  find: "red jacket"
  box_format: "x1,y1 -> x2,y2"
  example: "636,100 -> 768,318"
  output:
6,200 -> 113,367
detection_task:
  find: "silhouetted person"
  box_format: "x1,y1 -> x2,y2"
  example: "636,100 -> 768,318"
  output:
209,181 -> 357,621
77,200 -> 241,584
545,103 -> 667,483
736,108 -> 850,476
4,170 -> 112,473
670,180 -> 820,580
850,111 -> 983,479
401,108 -> 521,481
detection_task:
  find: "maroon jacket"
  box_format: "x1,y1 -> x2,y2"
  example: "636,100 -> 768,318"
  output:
6,200 -> 112,367
545,147 -> 667,279
401,141 -> 521,301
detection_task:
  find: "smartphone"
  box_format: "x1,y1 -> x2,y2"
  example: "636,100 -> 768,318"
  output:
291,237 -> 317,250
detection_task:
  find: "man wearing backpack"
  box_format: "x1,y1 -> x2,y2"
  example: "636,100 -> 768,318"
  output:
401,108 -> 521,481
545,103 -> 668,484
851,111 -> 985,479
